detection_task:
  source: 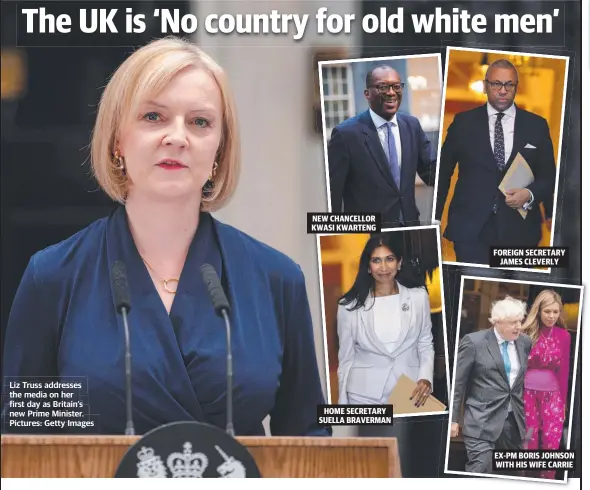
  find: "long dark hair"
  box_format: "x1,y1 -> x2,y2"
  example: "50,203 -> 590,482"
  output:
339,232 -> 426,311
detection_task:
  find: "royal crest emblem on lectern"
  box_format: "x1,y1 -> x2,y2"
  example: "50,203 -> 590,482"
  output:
119,421 -> 260,478
135,446 -> 167,478
167,442 -> 209,478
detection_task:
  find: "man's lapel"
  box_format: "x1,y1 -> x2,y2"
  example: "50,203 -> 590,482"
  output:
360,110 -> 398,190
503,107 -> 527,174
477,104 -> 500,172
397,115 -> 411,189
485,328 -> 510,386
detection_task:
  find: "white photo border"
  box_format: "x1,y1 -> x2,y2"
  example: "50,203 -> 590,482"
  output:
318,53 -> 444,215
431,46 -> 570,275
316,224 -> 451,419
444,275 -> 583,483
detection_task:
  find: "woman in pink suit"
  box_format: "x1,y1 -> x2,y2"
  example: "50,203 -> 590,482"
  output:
521,290 -> 571,479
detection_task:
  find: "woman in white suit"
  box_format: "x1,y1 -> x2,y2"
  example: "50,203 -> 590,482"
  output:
337,233 -> 435,406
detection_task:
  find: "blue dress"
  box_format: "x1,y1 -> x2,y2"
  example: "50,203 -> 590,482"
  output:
2,206 -> 329,436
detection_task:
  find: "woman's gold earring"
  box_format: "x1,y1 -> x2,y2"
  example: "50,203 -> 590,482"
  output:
114,150 -> 125,172
203,162 -> 219,197
209,161 -> 219,181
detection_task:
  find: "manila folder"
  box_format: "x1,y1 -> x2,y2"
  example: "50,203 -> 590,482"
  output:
498,152 -> 535,219
387,374 -> 447,414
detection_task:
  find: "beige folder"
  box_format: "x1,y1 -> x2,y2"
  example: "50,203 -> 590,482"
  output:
498,152 -> 535,219
387,374 -> 447,414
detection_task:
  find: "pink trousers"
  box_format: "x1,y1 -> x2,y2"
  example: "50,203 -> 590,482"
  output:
524,388 -> 565,480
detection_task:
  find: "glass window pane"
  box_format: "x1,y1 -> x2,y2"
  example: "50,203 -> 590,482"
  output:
330,67 -> 337,81
321,68 -> 329,95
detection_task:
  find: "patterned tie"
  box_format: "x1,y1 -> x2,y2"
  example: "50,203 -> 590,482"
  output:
383,122 -> 401,188
494,113 -> 506,170
501,341 -> 512,382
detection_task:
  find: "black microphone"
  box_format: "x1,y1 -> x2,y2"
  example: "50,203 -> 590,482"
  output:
110,261 -> 135,436
200,264 -> 234,437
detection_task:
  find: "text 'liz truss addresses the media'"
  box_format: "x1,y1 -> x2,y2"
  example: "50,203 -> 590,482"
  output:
3,378 -> 97,431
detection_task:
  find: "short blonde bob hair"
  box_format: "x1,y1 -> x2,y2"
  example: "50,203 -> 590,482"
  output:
91,36 -> 240,211
488,296 -> 527,324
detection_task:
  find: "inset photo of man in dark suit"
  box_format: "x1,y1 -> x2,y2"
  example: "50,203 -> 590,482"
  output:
449,295 -> 532,475
320,56 -> 441,227
434,48 -> 569,267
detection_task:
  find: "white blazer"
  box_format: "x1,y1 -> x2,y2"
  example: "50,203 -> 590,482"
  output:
337,283 -> 435,404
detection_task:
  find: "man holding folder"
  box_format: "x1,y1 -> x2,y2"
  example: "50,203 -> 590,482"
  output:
435,59 -> 556,265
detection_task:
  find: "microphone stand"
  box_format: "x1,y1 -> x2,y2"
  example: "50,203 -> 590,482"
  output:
121,306 -> 135,436
200,263 -> 234,438
221,309 -> 234,437
111,261 -> 135,437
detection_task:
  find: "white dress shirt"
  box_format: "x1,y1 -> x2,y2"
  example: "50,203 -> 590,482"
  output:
487,102 -> 515,164
493,327 -> 520,412
487,102 -> 533,208
372,295 -> 402,353
370,109 -> 402,168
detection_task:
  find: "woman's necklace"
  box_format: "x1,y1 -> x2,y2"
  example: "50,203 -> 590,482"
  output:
141,257 -> 179,294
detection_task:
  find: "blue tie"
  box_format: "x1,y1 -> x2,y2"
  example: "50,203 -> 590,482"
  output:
383,122 -> 401,188
501,341 -> 512,381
